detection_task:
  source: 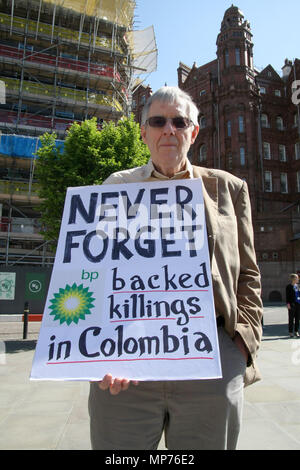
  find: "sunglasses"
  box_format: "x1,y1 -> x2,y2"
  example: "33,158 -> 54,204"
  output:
145,116 -> 193,129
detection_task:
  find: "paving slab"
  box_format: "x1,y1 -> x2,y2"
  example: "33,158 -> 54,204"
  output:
0,304 -> 299,450
237,305 -> 300,450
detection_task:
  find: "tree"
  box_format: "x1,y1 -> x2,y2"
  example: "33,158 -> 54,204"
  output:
35,116 -> 150,242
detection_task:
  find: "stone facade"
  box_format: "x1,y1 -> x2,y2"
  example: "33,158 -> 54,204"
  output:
177,6 -> 300,302
134,5 -> 300,302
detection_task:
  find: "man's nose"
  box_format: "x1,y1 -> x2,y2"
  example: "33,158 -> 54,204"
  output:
162,119 -> 176,134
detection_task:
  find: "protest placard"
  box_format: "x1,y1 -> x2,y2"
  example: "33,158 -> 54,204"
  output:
31,178 -> 221,381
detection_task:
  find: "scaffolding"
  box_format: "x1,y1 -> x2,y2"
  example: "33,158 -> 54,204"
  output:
42,0 -> 135,28
0,3 -> 130,129
0,0 -> 157,266
0,0 -> 157,129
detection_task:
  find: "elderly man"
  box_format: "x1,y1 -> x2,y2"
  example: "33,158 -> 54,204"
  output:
89,86 -> 263,450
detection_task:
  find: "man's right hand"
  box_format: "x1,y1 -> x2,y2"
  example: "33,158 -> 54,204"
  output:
95,373 -> 139,395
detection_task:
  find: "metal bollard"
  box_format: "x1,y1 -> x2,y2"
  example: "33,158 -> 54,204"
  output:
22,301 -> 30,340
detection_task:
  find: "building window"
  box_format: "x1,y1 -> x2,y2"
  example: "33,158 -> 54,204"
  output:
199,90 -> 206,96
294,113 -> 299,128
199,144 -> 207,162
227,120 -> 231,137
227,153 -> 233,170
276,116 -> 284,130
264,171 -> 272,192
261,114 -> 269,128
297,172 -> 300,192
238,115 -> 244,133
224,49 -> 229,68
199,116 -> 206,129
274,89 -> 281,97
260,86 -> 266,94
263,142 -> 271,159
280,173 -> 288,193
295,142 -> 300,160
279,144 -> 287,162
247,47 -> 251,67
240,147 -> 246,166
235,47 -> 241,65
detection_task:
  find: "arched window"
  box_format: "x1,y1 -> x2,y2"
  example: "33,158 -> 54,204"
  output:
261,114 -> 269,128
224,49 -> 229,68
227,120 -> 231,137
235,47 -> 241,65
199,144 -> 207,162
296,142 -> 300,160
264,170 -> 272,192
247,47 -> 251,67
276,116 -> 284,130
238,115 -> 244,133
240,147 -> 246,166
279,144 -> 286,162
263,142 -> 271,159
199,116 -> 206,129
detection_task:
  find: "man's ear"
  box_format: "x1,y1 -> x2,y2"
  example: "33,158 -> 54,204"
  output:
141,125 -> 147,144
191,125 -> 199,144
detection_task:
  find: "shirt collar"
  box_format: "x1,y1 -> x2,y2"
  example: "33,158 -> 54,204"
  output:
144,159 -> 194,180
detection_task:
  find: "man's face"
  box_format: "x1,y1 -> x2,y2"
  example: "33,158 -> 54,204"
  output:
141,99 -> 199,175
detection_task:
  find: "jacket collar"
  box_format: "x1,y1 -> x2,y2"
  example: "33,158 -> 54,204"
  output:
192,166 -> 218,260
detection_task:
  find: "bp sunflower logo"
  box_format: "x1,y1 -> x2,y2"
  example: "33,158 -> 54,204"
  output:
49,283 -> 95,325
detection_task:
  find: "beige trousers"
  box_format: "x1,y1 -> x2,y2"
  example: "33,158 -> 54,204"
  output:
88,327 -> 246,450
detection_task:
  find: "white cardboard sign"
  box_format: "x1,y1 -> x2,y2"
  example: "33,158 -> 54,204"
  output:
31,178 -> 221,381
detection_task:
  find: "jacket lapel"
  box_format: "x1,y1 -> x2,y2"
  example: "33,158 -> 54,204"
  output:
192,166 -> 218,260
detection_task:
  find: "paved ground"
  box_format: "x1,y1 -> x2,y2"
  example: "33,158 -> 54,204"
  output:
0,305 -> 300,450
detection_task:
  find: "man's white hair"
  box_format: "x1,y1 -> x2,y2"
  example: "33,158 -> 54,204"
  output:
141,86 -> 199,126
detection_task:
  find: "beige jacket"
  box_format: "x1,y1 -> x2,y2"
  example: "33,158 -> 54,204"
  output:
103,160 -> 263,386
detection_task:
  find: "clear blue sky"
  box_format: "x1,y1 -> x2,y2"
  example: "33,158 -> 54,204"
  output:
134,0 -> 300,91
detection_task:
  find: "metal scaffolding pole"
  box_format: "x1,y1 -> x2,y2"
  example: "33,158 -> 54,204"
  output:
93,16 -> 100,52
78,12 -> 86,50
51,3 -> 57,44
85,22 -> 92,120
51,40 -> 60,130
9,240 -> 54,267
36,0 -> 43,39
16,7 -> 30,131
28,137 -> 39,195
9,0 -> 15,35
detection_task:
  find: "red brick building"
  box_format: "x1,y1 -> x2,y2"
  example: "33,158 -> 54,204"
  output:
134,5 -> 300,302
131,83 -> 152,124
177,5 -> 300,302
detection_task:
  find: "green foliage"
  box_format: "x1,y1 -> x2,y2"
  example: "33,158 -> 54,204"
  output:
35,116 -> 150,242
